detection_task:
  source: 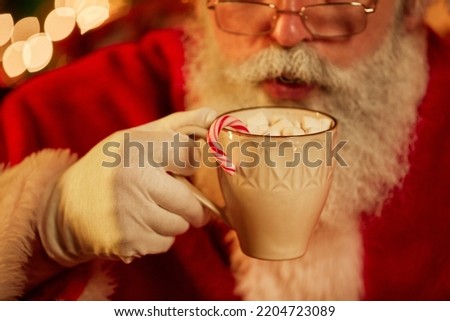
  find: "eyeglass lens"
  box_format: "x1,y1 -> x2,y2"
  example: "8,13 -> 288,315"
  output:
213,2 -> 369,38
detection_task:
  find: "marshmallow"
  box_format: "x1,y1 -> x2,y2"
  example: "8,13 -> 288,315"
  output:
247,124 -> 270,135
302,116 -> 322,132
305,127 -> 321,134
269,115 -> 284,126
282,127 -> 305,136
247,112 -> 269,127
320,118 -> 332,131
246,112 -> 332,136
269,118 -> 294,132
265,129 -> 282,136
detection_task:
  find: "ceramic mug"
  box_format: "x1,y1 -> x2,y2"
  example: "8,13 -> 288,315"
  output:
179,106 -> 337,260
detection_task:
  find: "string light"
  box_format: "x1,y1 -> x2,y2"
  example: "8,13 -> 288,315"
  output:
0,14 -> 14,46
3,42 -> 27,78
1,0 -> 112,79
45,8 -> 77,41
77,3 -> 110,34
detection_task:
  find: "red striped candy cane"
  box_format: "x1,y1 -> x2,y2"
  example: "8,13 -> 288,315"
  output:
207,115 -> 249,175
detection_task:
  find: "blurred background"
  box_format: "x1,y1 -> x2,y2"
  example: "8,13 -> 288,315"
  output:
0,0 -> 449,89
0,0 -> 194,88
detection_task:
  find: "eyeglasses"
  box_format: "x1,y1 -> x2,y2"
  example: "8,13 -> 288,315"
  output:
207,0 -> 378,39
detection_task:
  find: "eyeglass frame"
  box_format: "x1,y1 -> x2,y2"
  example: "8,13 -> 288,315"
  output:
207,0 -> 379,39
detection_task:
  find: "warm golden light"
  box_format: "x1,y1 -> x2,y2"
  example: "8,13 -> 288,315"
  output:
0,1 -> 115,78
23,33 -> 54,72
54,0 -> 86,13
11,17 -> 40,43
2,41 -> 27,78
425,0 -> 450,37
109,0 -> 131,17
0,14 -> 14,46
45,8 -> 77,41
82,0 -> 110,9
77,5 -> 110,34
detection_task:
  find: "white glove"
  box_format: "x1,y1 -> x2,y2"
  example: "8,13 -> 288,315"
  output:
39,108 -> 217,266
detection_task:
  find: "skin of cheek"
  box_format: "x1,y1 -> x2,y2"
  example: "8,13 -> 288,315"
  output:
311,1 -> 399,66
210,1 -> 400,68
210,18 -> 265,63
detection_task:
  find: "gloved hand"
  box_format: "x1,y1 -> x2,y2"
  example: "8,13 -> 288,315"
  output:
38,108 -> 217,266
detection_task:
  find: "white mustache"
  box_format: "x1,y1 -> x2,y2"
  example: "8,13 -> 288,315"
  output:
223,44 -> 343,90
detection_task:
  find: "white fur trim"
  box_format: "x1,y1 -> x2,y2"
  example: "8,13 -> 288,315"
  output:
0,149 -> 77,300
76,261 -> 117,301
227,217 -> 363,300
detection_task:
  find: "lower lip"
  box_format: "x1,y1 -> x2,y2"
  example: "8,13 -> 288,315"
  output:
262,79 -> 315,101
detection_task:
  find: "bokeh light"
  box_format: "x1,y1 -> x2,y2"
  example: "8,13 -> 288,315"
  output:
11,17 -> 40,43
23,33 -> 54,72
55,0 -> 86,13
45,8 -> 77,41
0,14 -> 14,46
77,5 -> 110,34
2,41 -> 27,78
1,0 -> 113,78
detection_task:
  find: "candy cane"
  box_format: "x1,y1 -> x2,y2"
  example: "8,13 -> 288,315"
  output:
207,115 -> 249,175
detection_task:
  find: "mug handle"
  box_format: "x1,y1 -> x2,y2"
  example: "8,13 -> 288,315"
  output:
172,175 -> 222,216
174,125 -> 225,218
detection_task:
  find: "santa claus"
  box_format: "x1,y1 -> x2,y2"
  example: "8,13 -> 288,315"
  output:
0,0 -> 449,300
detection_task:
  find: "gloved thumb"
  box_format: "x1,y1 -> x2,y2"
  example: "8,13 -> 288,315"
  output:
136,108 -> 218,133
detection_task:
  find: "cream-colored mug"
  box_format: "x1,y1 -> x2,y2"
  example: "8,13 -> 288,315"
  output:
178,106 -> 337,260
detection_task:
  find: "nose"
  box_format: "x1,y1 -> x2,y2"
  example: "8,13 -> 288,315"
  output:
270,12 -> 312,47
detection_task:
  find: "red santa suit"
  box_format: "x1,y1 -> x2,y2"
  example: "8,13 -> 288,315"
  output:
0,28 -> 449,300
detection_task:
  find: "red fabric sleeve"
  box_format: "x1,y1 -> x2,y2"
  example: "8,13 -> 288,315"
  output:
361,31 -> 450,300
0,29 -> 187,165
0,28 -> 239,301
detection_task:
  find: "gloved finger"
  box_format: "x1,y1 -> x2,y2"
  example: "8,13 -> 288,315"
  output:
164,132 -> 202,177
114,131 -> 201,176
141,203 -> 191,236
145,169 -> 211,228
120,234 -> 177,262
135,107 -> 218,132
136,234 -> 176,255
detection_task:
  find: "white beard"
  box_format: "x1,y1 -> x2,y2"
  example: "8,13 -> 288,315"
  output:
182,12 -> 428,299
